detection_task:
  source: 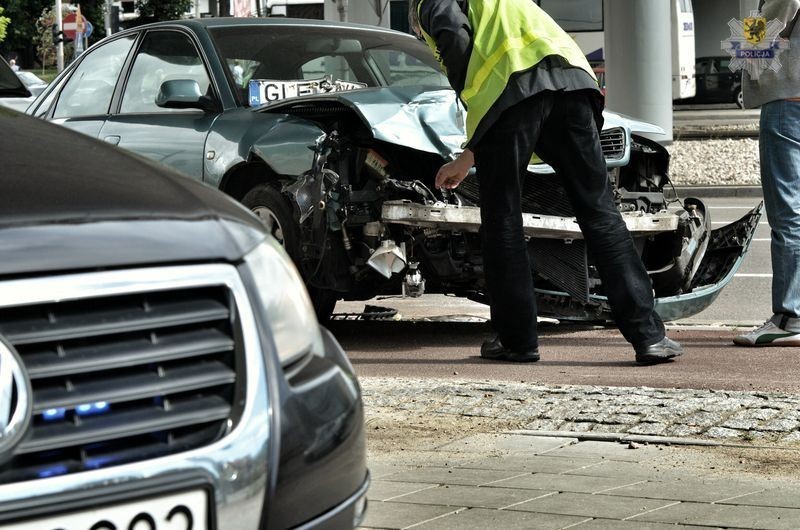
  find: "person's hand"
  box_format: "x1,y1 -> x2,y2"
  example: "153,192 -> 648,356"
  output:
435,149 -> 474,190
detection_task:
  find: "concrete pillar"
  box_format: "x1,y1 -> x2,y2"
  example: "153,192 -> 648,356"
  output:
604,0 -> 672,143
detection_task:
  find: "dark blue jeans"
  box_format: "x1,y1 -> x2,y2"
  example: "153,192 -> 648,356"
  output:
473,90 -> 665,352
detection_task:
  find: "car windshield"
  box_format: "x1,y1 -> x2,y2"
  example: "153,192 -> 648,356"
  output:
208,24 -> 449,106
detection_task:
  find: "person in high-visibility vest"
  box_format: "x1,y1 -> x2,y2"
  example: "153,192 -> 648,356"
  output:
410,0 -> 683,364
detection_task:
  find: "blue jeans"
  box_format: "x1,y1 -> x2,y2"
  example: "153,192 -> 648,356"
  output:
760,99 -> 800,330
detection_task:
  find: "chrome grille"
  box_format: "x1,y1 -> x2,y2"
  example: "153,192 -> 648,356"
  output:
0,283 -> 242,482
601,127 -> 626,160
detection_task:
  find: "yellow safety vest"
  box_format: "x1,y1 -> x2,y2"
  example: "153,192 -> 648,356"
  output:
420,0 -> 596,143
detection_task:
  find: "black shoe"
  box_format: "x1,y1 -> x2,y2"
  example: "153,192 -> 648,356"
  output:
480,337 -> 540,363
634,337 -> 683,364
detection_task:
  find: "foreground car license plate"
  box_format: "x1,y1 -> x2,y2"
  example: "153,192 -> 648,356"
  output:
6,489 -> 208,530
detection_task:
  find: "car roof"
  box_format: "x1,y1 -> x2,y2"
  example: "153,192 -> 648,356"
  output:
122,16 -> 408,37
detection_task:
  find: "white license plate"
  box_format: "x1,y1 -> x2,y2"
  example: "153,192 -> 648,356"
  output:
5,489 -> 208,530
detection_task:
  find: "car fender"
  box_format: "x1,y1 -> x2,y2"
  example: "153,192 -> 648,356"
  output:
203,109 -> 324,189
249,118 -> 324,177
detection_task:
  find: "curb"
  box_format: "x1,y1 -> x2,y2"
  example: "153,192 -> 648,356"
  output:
669,185 -> 763,199
507,430 -> 800,451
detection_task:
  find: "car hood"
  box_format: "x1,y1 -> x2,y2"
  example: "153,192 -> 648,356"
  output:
260,86 -> 663,157
0,109 -> 266,275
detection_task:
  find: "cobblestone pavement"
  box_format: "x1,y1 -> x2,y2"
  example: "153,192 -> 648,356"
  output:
361,377 -> 800,444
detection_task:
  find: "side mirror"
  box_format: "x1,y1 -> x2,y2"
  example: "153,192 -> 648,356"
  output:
156,79 -> 216,112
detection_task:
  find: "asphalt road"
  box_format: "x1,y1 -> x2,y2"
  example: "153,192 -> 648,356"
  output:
331,196 -> 795,393
673,106 -> 760,127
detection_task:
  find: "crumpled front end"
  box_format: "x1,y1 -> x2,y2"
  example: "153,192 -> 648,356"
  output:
257,86 -> 760,322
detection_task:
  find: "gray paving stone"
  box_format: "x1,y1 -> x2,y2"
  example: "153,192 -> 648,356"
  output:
487,472 -> 644,494
368,464 -> 416,479
511,491 -> 675,519
569,519 -> 710,529
704,426 -> 746,439
626,423 -> 668,436
458,454 -> 603,474
604,414 -> 644,425
367,480 -> 437,502
564,460 -> 684,481
629,501 -> 729,525
661,424 -> 706,437
411,507 -> 589,529
761,419 -> 800,433
722,418 -> 761,430
589,423 -> 629,433
437,434 -> 576,454
780,430 -> 800,442
684,504 -> 800,529
558,421 -> 597,433
526,420 -> 567,430
541,440 -> 662,462
378,467 -> 527,487
718,487 -> 800,509
368,450 -> 477,469
389,484 -> 554,509
677,411 -> 722,428
602,478 -> 764,503
359,501 -> 463,529
634,501 -> 800,529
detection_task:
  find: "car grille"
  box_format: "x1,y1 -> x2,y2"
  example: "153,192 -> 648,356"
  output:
600,127 -> 626,160
0,284 -> 242,483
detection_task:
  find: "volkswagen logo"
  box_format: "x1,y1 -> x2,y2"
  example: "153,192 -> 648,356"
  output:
0,337 -> 32,461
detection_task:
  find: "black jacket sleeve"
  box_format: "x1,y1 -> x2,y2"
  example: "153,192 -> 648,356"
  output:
418,0 -> 473,95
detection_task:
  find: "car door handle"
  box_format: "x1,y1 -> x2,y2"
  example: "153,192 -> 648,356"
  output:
103,135 -> 121,145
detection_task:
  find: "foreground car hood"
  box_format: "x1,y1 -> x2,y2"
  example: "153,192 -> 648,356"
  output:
0,218 -> 263,277
1,109 -> 266,274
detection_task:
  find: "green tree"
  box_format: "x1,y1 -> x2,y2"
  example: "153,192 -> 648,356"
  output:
134,0 -> 193,22
34,7 -> 58,72
1,1 -> 104,68
0,7 -> 10,44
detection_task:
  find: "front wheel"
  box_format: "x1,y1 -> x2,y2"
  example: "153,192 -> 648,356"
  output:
736,88 -> 744,109
242,184 -> 338,322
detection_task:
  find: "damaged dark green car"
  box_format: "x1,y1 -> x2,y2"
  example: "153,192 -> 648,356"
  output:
29,18 -> 761,323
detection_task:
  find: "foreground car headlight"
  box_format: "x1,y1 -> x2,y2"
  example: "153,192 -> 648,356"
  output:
244,238 -> 324,365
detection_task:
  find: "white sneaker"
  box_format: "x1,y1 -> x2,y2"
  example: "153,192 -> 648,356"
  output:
733,321 -> 800,347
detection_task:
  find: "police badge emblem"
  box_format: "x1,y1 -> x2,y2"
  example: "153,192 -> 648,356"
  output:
744,16 -> 767,45
722,11 -> 790,80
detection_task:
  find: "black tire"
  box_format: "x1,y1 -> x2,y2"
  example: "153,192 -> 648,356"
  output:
241,184 -> 338,322
242,184 -> 299,255
736,88 -> 744,109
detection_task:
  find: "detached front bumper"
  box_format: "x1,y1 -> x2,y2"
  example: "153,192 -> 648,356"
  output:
537,202 -> 763,322
654,201 -> 763,321
382,199 -> 763,323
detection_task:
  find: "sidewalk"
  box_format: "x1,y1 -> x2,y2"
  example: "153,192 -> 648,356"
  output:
363,432 -> 800,529
358,377 -> 800,529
